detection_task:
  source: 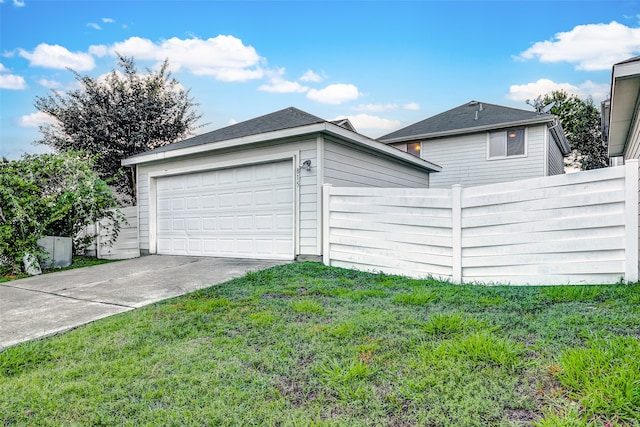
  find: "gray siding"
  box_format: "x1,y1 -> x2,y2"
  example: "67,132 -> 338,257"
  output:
323,137 -> 430,188
625,113 -> 640,160
548,134 -> 565,176
418,124 -> 547,188
136,137 -> 318,257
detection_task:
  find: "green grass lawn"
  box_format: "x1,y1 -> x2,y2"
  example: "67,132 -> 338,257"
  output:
1,262 -> 639,426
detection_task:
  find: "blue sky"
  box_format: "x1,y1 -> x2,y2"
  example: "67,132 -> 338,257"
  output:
1,0 -> 639,159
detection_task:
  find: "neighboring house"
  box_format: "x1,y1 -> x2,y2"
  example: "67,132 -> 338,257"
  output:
378,101 -> 571,188
122,107 -> 440,261
608,56 -> 640,161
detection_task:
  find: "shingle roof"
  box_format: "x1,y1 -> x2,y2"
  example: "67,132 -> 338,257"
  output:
614,55 -> 640,65
378,101 -> 555,142
129,107 -> 326,157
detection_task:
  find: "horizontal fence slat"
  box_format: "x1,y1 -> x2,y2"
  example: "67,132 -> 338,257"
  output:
462,235 -> 625,256
329,234 -> 453,263
462,250 -> 625,268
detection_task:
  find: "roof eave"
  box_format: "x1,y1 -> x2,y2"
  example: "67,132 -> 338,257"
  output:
122,122 -> 442,173
549,121 -> 571,155
608,58 -> 640,157
379,116 -> 556,144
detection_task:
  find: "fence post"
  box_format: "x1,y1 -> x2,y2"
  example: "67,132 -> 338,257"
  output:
322,184 -> 332,266
625,159 -> 639,282
452,184 -> 462,284
95,221 -> 101,259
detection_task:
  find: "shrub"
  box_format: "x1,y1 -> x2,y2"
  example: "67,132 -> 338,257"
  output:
0,152 -> 123,274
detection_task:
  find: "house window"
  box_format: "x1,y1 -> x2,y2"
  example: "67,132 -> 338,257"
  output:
407,142 -> 421,157
488,128 -> 525,158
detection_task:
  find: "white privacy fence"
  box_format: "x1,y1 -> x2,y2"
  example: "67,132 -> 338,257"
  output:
80,206 -> 140,260
322,160 -> 639,285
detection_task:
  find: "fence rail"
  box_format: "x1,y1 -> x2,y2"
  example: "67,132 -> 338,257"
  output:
322,160 -> 639,285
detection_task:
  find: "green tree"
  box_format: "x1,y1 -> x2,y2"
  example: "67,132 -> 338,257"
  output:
540,90 -> 608,170
0,152 -> 123,274
35,55 -> 202,202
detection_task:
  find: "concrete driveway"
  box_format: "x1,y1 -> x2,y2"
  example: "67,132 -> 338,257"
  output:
0,255 -> 288,350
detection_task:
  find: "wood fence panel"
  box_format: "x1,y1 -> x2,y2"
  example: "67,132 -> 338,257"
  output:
80,206 -> 140,260
324,185 -> 454,280
323,160 -> 640,285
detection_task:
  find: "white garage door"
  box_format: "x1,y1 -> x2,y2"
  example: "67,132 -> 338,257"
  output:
156,160 -> 294,260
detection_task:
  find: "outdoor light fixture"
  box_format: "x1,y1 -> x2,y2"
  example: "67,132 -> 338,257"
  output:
302,159 -> 312,171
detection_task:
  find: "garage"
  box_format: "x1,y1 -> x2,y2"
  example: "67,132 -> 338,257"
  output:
155,160 -> 294,260
123,107 -> 439,261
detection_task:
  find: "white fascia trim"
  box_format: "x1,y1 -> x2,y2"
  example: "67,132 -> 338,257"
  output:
613,58 -> 640,79
609,62 -> 640,157
123,122 -> 442,172
146,151 -> 300,179
379,117 -> 555,144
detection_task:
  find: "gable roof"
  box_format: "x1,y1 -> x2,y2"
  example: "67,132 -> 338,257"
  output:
378,101 -> 560,143
122,106 -> 441,172
127,107 -> 326,158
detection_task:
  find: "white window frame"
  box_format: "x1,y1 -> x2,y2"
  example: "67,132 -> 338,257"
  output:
486,127 -> 528,160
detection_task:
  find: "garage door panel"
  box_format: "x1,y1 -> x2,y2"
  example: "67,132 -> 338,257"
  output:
187,218 -> 201,231
188,239 -> 201,252
218,169 -> 234,184
157,160 -> 294,259
202,195 -> 216,208
186,197 -> 200,209
203,218 -> 216,230
218,193 -> 234,207
275,188 -> 293,204
186,175 -> 200,188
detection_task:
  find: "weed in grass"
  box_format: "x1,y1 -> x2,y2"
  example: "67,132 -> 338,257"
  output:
422,312 -> 492,336
392,288 -> 439,305
291,299 -> 325,315
540,286 -> 607,303
434,331 -> 525,371
316,357 -> 375,402
534,405 -> 586,427
249,310 -> 278,327
554,336 -> 640,423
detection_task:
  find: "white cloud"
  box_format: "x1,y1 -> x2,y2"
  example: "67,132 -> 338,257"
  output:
507,78 -> 611,103
88,44 -> 108,57
299,70 -> 323,83
17,111 -> 57,128
259,77 -> 308,93
518,21 -> 640,71
102,17 -> 115,23
334,113 -> 401,131
228,118 -> 238,126
0,63 -> 8,72
403,102 -> 420,111
13,0 -> 25,6
19,43 -> 95,71
87,22 -> 101,30
353,103 -> 398,112
38,78 -> 62,88
91,35 -> 264,82
307,83 -> 359,104
0,74 -> 27,89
